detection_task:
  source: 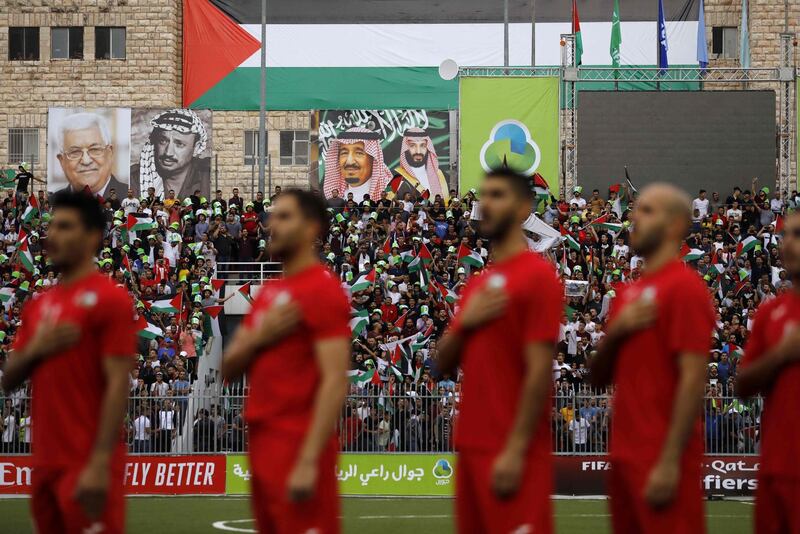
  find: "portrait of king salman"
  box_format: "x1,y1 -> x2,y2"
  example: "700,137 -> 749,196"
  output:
322,127 -> 394,202
388,128 -> 449,202
130,108 -> 212,199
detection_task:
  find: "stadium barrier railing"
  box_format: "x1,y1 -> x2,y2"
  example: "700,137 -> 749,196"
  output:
214,261 -> 282,283
0,392 -> 760,456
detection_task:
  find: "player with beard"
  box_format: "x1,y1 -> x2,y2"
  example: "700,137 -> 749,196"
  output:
438,169 -> 563,534
737,211 -> 800,533
590,184 -> 714,534
2,191 -> 136,533
222,189 -> 351,533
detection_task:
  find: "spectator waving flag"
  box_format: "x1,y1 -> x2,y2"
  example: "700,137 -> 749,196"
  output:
22,195 -> 39,224
458,244 -> 484,268
736,236 -> 758,258
351,269 -> 376,292
681,244 -> 704,262
127,213 -> 154,232
139,321 -> 164,340
16,230 -> 35,272
560,227 -> 581,251
149,294 -> 182,314
0,287 -> 14,304
350,308 -> 369,338
418,243 -> 433,264
590,214 -> 624,234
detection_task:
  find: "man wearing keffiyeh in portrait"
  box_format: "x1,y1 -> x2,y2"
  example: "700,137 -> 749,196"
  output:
130,109 -> 211,199
387,128 -> 449,202
322,127 -> 393,202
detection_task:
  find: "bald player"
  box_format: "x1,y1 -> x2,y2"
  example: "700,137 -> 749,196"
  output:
590,184 -> 715,534
737,211 -> 800,533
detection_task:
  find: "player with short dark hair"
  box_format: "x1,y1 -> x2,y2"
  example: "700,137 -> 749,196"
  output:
590,183 -> 715,534
439,169 -> 563,534
222,188 -> 351,533
2,190 -> 136,534
737,211 -> 800,533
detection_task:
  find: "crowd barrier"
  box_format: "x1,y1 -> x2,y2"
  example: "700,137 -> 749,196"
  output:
0,392 -> 762,497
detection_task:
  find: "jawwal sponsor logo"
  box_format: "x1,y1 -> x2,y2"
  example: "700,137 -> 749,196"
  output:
432,458 -> 453,485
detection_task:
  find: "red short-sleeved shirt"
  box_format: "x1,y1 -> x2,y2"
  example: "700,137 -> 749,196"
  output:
741,292 -> 800,480
244,264 -> 350,436
451,251 -> 563,454
12,271 -> 136,468
608,260 -> 714,468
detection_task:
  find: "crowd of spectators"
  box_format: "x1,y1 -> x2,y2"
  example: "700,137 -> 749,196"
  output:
0,161 -> 798,455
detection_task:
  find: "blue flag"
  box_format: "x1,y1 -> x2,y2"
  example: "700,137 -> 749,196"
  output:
696,0 -> 708,69
740,0 -> 750,68
657,0 -> 669,73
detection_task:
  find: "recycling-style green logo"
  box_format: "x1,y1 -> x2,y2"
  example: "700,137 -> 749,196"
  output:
480,120 -> 541,175
432,458 -> 453,479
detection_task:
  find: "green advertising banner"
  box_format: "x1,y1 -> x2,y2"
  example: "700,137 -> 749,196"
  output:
459,77 -> 560,195
226,454 -> 456,496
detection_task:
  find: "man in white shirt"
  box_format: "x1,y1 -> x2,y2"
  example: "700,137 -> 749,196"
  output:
132,409 -> 152,453
726,201 -> 743,223
150,371 -> 170,397
157,399 -> 177,453
20,407 -> 31,454
569,187 -> 587,209
569,411 -> 591,452
692,189 -> 710,218
121,188 -> 141,216
1,407 -> 17,453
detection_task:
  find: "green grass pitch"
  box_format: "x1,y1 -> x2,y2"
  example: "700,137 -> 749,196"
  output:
0,496 -> 753,533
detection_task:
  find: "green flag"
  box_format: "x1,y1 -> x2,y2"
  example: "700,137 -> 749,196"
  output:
610,0 -> 622,68
572,0 -> 583,66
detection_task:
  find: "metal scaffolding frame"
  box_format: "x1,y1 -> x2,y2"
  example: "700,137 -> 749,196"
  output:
459,35 -> 796,194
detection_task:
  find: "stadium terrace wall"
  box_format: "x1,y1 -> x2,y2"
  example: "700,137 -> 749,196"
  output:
0,0 -> 797,196
0,454 -> 759,497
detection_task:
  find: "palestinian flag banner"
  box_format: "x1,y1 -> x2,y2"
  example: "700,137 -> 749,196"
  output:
399,250 -> 415,263
238,282 -> 254,304
572,0 -> 583,65
203,305 -> 223,337
407,255 -> 424,273
21,195 -> 39,224
350,269 -> 376,293
121,255 -> 133,278
184,1 -> 700,110
560,227 -> 581,251
436,281 -> 458,304
417,243 -> 433,264
532,173 -> 552,206
149,294 -> 182,314
139,322 -> 164,340
17,231 -> 34,272
0,287 -> 15,303
736,236 -> 758,258
127,214 -> 154,232
350,309 -> 369,338
680,244 -> 704,262
458,244 -> 484,268
393,311 -> 409,331
382,237 -> 393,255
590,214 -> 624,234
347,369 -> 377,385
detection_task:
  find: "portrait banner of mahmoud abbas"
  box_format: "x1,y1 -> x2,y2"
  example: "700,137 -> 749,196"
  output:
47,107 -> 131,198
129,108 -> 213,200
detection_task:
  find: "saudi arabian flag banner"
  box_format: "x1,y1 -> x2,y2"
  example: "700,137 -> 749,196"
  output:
460,77 -> 560,195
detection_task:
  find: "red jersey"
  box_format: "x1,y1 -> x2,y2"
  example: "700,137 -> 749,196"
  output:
608,260 -> 714,468
244,264 -> 350,436
741,292 -> 800,480
451,251 -> 563,453
12,271 -> 136,468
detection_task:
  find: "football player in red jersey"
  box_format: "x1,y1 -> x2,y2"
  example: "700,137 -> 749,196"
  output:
737,211 -> 800,533
222,189 -> 351,534
2,191 -> 136,534
439,169 -> 563,534
591,184 -> 715,534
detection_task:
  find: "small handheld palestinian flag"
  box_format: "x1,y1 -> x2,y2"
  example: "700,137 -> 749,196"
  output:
457,243 -> 484,268
680,244 -> 704,262
560,227 -> 581,251
127,213 -> 154,232
16,230 -> 35,272
417,243 -> 433,264
735,236 -> 758,258
238,282 -> 254,304
350,269 -> 376,293
21,195 -> 39,224
382,236 -> 393,255
150,294 -> 182,314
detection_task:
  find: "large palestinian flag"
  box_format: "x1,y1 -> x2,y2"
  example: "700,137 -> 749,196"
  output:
184,0 -> 701,110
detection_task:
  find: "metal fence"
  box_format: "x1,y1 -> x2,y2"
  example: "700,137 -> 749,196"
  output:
214,261 -> 282,284
0,392 -> 762,456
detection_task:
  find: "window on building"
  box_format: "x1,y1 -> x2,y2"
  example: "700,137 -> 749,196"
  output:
244,130 -> 262,166
712,27 -> 738,59
279,130 -> 309,166
8,27 -> 40,61
95,27 -> 126,59
51,27 -> 84,60
8,128 -> 40,164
